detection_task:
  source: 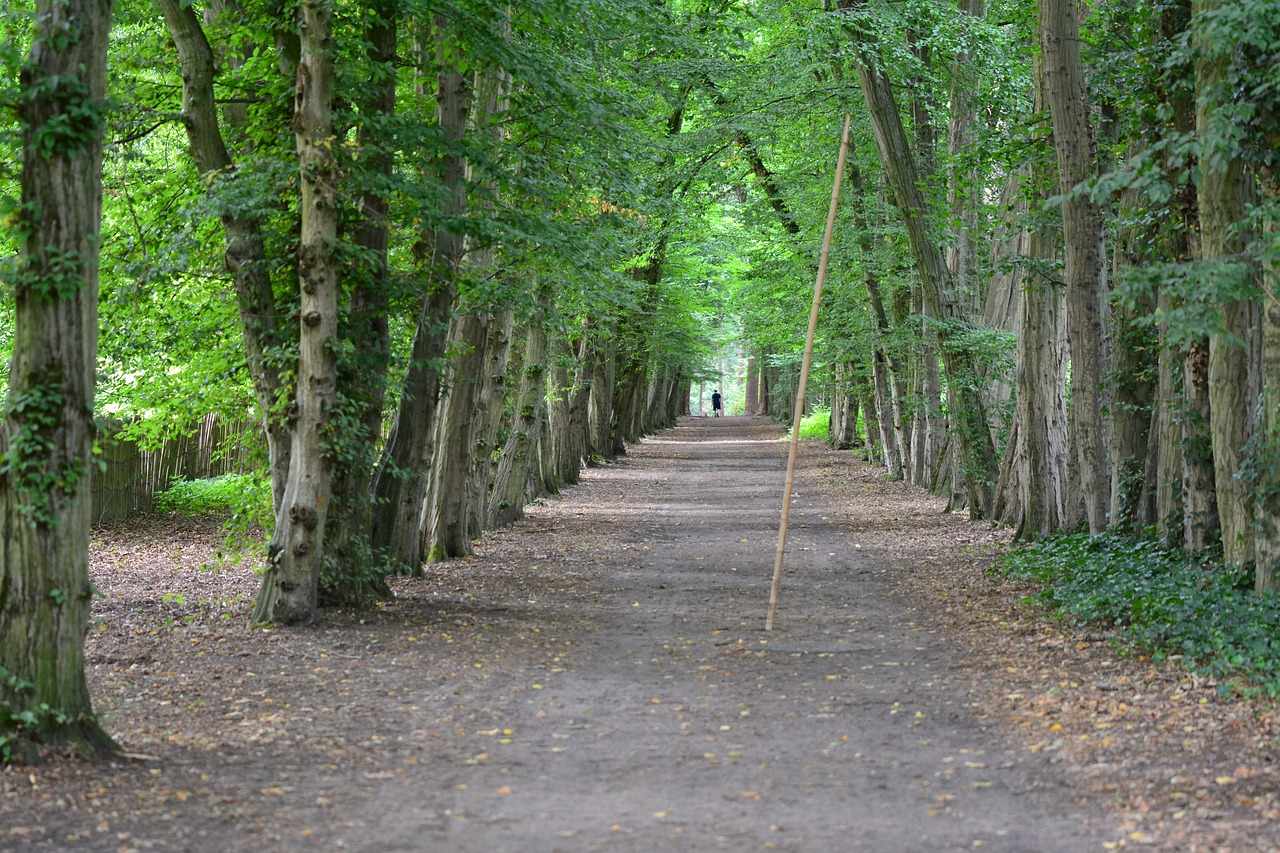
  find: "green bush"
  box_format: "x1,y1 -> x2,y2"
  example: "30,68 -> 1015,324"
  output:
155,473 -> 272,530
794,407 -> 830,441
997,532 -> 1280,696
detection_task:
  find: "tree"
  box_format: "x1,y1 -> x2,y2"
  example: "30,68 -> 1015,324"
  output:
0,0 -> 115,758
1039,0 -> 1110,534
251,0 -> 339,624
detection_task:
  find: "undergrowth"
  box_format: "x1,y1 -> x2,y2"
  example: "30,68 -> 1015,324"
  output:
155,473 -> 271,525
794,407 -> 830,441
998,532 -> 1280,697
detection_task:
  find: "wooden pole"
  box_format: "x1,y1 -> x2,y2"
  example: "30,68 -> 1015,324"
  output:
766,113 -> 852,632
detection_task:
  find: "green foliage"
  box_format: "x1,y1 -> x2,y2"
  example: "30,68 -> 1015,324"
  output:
0,664 -> 68,765
155,473 -> 272,529
794,407 -> 831,441
999,533 -> 1280,696
0,375 -> 86,526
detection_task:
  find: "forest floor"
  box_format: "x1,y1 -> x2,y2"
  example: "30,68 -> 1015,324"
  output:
3,416 -> 1279,851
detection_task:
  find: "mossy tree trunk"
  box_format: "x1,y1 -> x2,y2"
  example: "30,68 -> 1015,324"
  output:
252,0 -> 338,624
0,0 -> 116,759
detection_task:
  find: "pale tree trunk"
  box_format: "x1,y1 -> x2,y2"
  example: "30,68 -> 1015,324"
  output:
1153,289 -> 1184,545
253,0 -> 338,624
848,163 -> 908,479
1195,0 -> 1255,566
1040,0 -> 1110,533
587,338 -> 615,460
1256,184 -> 1280,591
871,353 -> 903,478
0,0 -> 115,758
158,0 -> 291,507
424,313 -> 489,561
1183,341 -> 1219,550
369,29 -> 471,569
467,309 -> 515,535
491,287 -> 550,528
1015,218 -> 1070,539
546,340 -> 573,489
843,6 -> 999,515
939,0 -> 984,485
559,334 -> 592,484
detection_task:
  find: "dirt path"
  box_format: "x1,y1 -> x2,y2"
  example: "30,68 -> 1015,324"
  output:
4,416 -> 1111,852
340,415 -> 1110,852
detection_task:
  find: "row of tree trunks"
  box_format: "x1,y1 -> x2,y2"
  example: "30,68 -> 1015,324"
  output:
828,362 -> 861,450
842,1 -> 999,517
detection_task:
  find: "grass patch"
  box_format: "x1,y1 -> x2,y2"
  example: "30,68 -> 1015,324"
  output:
793,407 -> 830,441
997,532 -> 1280,696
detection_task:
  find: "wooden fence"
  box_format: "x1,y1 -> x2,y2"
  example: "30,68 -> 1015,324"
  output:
91,414 -> 258,524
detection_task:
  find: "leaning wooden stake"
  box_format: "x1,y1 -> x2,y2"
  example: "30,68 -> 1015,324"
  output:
766,113 -> 852,632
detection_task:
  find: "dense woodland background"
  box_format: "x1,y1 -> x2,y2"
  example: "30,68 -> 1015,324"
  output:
0,0 -> 1278,758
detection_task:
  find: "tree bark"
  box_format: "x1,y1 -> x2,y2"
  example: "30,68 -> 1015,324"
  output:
252,0 -> 338,624
491,291 -> 550,529
467,309 -> 515,536
368,28 -> 471,570
424,312 -> 490,562
321,0 -> 397,604
1040,0 -> 1110,533
1256,184 -> 1280,591
0,0 -> 115,758
1195,0 -> 1255,566
157,0 -> 292,508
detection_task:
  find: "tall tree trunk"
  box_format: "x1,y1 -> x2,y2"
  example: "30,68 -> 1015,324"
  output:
491,291 -> 550,528
467,310 -> 515,536
860,381 -> 883,464
1108,194 -> 1157,530
0,0 -> 115,758
1256,183 -> 1280,591
368,30 -> 471,569
1195,0 -> 1255,566
158,0 -> 292,507
559,334 -> 592,484
1040,0 -> 1110,533
1015,219 -> 1070,539
424,312 -> 489,561
1183,341 -> 1219,550
870,352 -> 903,478
252,0 -> 338,624
322,0 -> 397,604
587,339 -> 615,460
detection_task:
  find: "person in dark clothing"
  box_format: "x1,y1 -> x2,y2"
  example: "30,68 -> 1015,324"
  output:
711,389 -> 723,417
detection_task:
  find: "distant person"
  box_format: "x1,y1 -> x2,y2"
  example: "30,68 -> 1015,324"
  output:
711,389 -> 723,417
